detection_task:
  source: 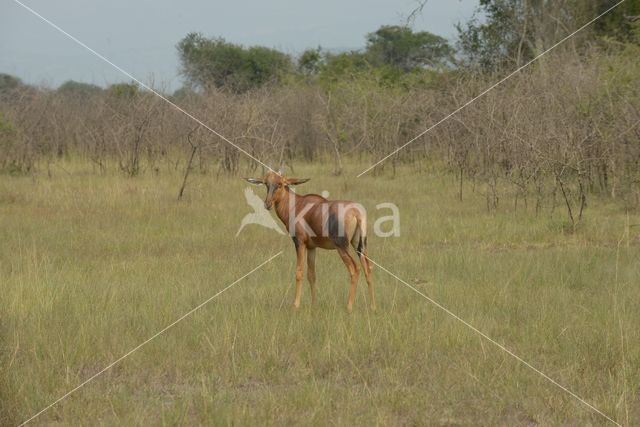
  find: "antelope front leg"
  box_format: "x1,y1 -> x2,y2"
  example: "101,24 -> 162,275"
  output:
293,243 -> 306,309
307,248 -> 317,305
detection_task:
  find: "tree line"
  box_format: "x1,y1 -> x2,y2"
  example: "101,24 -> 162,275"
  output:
1,0 -> 639,222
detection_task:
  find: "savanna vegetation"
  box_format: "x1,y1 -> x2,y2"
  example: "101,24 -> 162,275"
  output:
1,0 -> 640,425
1,161 -> 639,425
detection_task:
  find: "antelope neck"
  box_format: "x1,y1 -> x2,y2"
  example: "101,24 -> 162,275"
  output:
274,186 -> 295,229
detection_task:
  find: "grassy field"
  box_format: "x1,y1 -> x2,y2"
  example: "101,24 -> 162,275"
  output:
1,161 -> 639,426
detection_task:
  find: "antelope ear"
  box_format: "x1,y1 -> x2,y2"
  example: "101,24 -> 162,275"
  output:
286,178 -> 310,186
243,178 -> 264,185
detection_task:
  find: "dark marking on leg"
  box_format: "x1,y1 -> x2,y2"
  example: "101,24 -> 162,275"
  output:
292,236 -> 299,250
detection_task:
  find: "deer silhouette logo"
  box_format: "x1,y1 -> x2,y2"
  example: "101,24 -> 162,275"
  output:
236,187 -> 286,236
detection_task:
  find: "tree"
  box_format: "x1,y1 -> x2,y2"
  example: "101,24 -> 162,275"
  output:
456,0 -> 520,70
298,48 -> 322,75
57,80 -> 102,98
245,45 -> 292,87
592,0 -> 640,42
0,112 -> 19,172
176,32 -> 292,93
457,0 -> 640,71
107,82 -> 139,98
365,25 -> 454,71
171,86 -> 198,101
0,74 -> 23,94
319,51 -> 370,83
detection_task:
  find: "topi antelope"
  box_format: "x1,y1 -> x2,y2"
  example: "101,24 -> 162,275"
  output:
245,171 -> 375,312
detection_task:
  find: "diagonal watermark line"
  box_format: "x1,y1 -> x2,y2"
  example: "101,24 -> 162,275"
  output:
364,254 -> 622,426
19,251 -> 283,426
357,0 -> 627,177
11,0 -> 276,174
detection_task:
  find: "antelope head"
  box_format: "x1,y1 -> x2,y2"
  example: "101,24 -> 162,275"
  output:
244,171 -> 309,210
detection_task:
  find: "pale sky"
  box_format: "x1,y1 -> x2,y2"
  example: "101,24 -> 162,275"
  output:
0,0 -> 478,91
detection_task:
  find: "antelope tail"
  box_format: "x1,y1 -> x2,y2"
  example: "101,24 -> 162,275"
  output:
355,217 -> 371,269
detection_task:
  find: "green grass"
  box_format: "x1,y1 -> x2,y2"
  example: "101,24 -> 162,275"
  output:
1,161 -> 639,426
